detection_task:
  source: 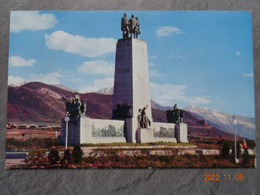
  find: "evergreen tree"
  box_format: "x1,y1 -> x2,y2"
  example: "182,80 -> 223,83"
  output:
62,149 -> 72,165
72,145 -> 83,164
221,142 -> 230,158
48,148 -> 60,165
242,150 -> 250,165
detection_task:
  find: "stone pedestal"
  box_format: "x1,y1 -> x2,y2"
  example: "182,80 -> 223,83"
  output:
113,38 -> 152,142
60,117 -> 81,145
175,123 -> 189,143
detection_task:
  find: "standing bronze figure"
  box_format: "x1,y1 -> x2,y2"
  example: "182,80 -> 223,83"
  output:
121,13 -> 129,39
135,17 -> 140,38
129,14 -> 137,38
138,105 -> 151,128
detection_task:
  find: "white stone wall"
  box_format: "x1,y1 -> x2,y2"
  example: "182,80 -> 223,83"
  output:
61,117 -> 126,144
175,123 -> 189,143
137,128 -> 177,143
125,118 -> 134,142
60,117 -> 188,144
152,122 -> 175,137
131,39 -> 152,121
80,117 -> 126,144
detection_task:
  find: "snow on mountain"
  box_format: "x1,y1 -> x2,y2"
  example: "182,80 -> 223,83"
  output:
151,100 -> 170,111
94,88 -> 255,139
184,105 -> 256,139
37,87 -> 63,99
96,87 -> 114,95
54,84 -> 73,92
95,88 -> 170,111
8,80 -> 29,87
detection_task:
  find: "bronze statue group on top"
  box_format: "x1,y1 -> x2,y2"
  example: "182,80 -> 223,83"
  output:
121,13 -> 141,39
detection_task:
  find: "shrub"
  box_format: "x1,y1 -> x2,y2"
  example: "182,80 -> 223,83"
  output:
184,154 -> 192,160
217,140 -> 224,145
25,149 -> 48,168
72,145 -> 83,164
221,142 -> 230,158
62,149 -> 72,166
246,139 -> 256,148
48,148 -> 60,165
6,138 -> 60,150
242,150 -> 250,165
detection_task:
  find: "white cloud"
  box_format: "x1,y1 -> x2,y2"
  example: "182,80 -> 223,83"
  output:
8,72 -> 63,86
45,31 -> 117,57
9,56 -> 36,67
244,73 -> 253,78
150,82 -> 211,106
78,77 -> 114,93
236,51 -> 241,56
66,74 -> 82,83
30,72 -> 63,85
8,76 -> 27,86
10,11 -> 58,33
156,26 -> 182,37
77,60 -> 114,75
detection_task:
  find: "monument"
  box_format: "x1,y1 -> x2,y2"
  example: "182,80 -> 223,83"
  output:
112,37 -> 152,142
60,14 -> 188,144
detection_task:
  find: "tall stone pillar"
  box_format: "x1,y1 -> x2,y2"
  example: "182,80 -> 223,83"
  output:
113,38 -> 152,142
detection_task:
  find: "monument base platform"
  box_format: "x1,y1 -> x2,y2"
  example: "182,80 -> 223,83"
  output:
60,117 -> 188,145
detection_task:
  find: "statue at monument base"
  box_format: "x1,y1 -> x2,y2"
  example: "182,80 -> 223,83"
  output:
137,105 -> 151,128
62,92 -> 87,119
166,104 -> 184,124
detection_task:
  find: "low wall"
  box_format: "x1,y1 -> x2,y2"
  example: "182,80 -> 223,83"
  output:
152,122 -> 175,138
60,117 -> 188,144
136,122 -> 190,143
137,127 -> 177,143
80,117 -> 126,144
60,117 -> 126,145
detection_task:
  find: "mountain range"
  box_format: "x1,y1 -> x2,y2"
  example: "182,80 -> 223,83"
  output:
184,105 -> 255,139
7,82 -> 255,139
95,87 -> 256,139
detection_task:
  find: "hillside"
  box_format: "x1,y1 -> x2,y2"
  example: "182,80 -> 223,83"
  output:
7,82 -> 113,123
7,82 -> 234,138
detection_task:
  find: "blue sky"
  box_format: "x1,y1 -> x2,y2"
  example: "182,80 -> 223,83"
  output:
8,11 -> 255,117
